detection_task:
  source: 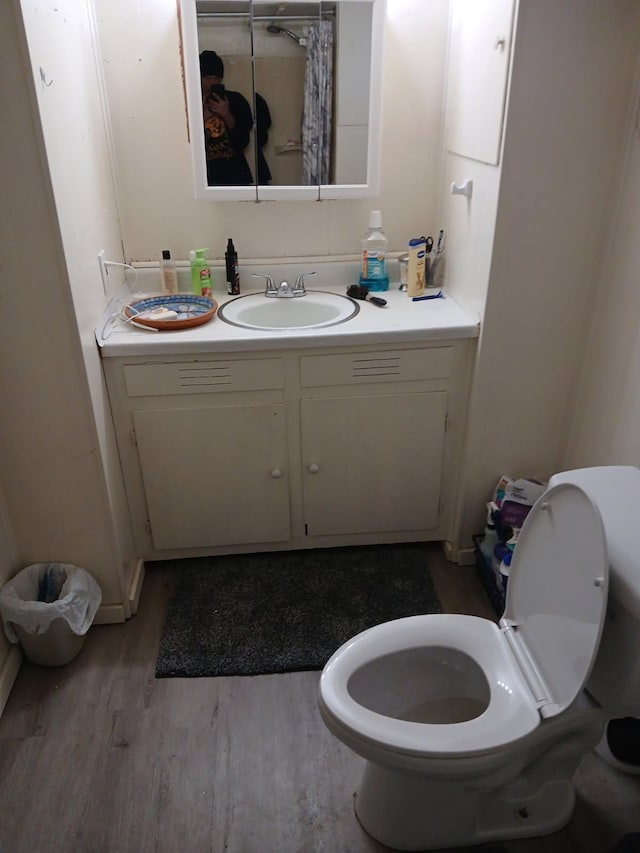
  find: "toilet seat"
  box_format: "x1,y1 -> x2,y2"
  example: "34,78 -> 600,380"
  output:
320,483 -> 610,759
500,482 -> 609,718
321,612 -> 541,757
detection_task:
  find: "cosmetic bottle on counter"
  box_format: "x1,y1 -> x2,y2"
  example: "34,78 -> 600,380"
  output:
225,238 -> 240,295
407,237 -> 426,298
359,209 -> 389,292
160,249 -> 178,294
190,248 -> 212,297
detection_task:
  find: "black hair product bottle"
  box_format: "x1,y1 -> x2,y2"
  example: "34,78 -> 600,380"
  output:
225,238 -> 240,295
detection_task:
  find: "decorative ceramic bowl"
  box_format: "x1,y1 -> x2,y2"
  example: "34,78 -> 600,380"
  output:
124,294 -> 218,330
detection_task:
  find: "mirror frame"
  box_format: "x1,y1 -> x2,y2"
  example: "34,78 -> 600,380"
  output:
180,0 -> 385,201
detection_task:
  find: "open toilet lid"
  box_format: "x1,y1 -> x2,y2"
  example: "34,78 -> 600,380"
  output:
502,483 -> 609,718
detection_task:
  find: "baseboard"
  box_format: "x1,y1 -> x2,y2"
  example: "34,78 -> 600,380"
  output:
93,604 -> 126,624
443,541 -> 477,566
0,645 -> 22,719
128,558 -> 145,616
93,560 -> 145,624
442,540 -> 457,562
457,546 -> 477,566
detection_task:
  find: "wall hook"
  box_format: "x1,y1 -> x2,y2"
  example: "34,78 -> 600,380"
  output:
39,66 -> 53,87
450,179 -> 473,199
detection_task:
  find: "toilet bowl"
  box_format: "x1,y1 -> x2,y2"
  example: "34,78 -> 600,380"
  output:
319,467 -> 640,851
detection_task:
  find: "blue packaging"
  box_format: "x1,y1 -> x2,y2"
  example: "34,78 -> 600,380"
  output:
359,273 -> 389,292
359,209 -> 389,291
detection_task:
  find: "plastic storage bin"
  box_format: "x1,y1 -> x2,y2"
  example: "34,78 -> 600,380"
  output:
473,534 -> 505,616
0,563 -> 102,666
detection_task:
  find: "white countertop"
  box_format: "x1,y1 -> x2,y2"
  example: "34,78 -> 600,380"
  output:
96,262 -> 479,357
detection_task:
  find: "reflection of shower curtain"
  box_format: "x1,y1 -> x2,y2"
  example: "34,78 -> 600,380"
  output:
301,20 -> 334,185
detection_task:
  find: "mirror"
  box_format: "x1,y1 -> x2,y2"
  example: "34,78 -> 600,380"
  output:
180,0 -> 385,201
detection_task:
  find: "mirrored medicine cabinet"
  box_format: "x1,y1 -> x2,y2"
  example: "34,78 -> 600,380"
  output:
180,0 -> 385,201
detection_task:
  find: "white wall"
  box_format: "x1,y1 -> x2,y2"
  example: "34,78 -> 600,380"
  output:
0,0 -> 135,608
441,155 -> 501,322
451,0 -> 640,548
439,0 -> 514,322
95,0 -> 450,263
19,0 -> 138,598
564,82 -> 640,469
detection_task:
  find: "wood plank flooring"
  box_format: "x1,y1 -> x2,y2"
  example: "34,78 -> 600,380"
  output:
0,544 -> 638,853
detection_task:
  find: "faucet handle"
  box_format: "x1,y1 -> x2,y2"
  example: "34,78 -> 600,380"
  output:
252,273 -> 276,295
294,271 -> 316,294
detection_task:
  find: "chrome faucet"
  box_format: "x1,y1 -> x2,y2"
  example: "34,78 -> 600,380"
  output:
252,273 -> 277,296
253,271 -> 316,298
293,271 -> 316,295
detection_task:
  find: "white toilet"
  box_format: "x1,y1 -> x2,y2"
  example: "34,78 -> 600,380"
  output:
319,466 -> 640,851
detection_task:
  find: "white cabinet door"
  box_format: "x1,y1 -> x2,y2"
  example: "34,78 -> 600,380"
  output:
133,403 -> 290,550
300,392 -> 447,537
445,0 -> 515,165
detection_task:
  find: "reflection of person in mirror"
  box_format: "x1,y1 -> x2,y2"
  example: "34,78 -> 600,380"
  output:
199,50 -> 253,186
255,93 -> 272,185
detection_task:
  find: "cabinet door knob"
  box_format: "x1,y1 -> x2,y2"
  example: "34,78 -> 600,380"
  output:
308,463 -> 320,474
271,468 -> 283,479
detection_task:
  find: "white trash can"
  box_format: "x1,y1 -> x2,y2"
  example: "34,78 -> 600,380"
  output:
0,563 -> 102,666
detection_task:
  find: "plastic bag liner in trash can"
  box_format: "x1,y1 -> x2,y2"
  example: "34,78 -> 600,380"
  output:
0,563 -> 102,666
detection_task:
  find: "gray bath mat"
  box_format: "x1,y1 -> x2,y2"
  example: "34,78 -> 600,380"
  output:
154,544 -> 441,678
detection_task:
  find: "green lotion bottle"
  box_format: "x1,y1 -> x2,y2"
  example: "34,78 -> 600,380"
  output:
191,248 -> 212,297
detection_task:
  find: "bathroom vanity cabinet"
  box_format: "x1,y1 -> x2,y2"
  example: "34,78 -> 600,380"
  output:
102,340 -> 474,560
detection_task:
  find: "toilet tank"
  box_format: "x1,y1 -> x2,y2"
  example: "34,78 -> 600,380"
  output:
548,466 -> 640,715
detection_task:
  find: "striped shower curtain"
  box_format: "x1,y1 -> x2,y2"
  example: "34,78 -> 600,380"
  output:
301,20 -> 334,186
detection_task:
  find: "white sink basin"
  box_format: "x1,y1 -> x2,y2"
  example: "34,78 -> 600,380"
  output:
218,290 -> 359,331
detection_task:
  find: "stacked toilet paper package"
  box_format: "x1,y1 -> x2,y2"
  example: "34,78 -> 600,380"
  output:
479,475 -> 547,598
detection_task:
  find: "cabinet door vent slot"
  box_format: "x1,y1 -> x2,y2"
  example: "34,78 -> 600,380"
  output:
351,357 -> 401,378
177,366 -> 232,388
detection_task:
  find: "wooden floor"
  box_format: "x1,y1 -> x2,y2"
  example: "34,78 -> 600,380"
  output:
0,543 -> 638,853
